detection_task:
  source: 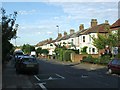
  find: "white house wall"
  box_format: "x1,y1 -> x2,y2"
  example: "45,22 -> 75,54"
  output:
79,33 -> 98,54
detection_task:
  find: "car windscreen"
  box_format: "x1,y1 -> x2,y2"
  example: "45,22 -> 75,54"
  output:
15,52 -> 23,55
111,59 -> 120,65
22,58 -> 36,62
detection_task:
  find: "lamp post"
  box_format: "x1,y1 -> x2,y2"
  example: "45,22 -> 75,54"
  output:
56,25 -> 59,35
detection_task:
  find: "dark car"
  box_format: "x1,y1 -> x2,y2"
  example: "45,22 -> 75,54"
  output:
15,55 -> 39,74
13,50 -> 24,61
107,58 -> 120,74
13,51 -> 24,67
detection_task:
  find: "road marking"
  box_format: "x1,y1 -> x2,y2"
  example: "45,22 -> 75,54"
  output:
38,82 -> 47,90
55,73 -> 65,79
81,75 -> 88,78
34,75 -> 40,81
48,77 -> 53,80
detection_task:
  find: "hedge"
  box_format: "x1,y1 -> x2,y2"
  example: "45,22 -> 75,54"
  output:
82,55 -> 111,65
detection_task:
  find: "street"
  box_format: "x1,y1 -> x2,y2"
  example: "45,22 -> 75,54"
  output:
2,58 -> 120,90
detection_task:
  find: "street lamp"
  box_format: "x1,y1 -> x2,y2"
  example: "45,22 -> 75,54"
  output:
56,25 -> 59,35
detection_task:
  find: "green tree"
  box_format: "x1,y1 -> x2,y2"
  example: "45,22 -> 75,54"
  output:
92,32 -> 118,50
41,49 -> 49,55
36,47 -> 42,55
22,44 -> 35,54
81,46 -> 88,54
1,8 -> 18,63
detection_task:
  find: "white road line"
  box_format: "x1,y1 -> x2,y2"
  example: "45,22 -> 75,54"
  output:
55,73 -> 65,79
38,83 -> 47,90
34,75 -> 40,81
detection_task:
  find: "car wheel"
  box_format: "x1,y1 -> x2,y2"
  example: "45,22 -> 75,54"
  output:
108,68 -> 113,74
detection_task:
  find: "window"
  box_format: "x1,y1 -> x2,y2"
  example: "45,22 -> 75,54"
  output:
83,36 -> 85,42
71,39 -> 73,42
92,48 -> 95,53
117,60 -> 120,65
111,60 -> 118,65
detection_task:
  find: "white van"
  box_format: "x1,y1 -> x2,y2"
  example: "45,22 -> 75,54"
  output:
30,51 -> 36,57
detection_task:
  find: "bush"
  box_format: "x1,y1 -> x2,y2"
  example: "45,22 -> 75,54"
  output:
63,50 -> 74,62
82,54 -> 111,65
99,55 -> 111,65
82,55 -> 93,63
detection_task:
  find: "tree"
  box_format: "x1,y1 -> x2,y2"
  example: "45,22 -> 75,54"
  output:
92,32 -> 118,50
81,46 -> 88,54
36,47 -> 42,55
1,8 -> 18,63
41,49 -> 49,55
21,44 -> 35,54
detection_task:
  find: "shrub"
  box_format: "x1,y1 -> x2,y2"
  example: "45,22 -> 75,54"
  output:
81,46 -> 88,54
63,50 -> 74,62
99,55 -> 111,65
82,54 -> 111,65
82,55 -> 93,63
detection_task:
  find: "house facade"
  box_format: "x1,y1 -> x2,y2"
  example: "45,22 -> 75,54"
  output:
36,19 -> 116,55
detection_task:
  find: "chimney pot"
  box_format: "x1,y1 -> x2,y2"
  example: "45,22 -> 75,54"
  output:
70,29 -> 75,34
91,19 -> 98,27
105,20 -> 109,24
79,24 -> 84,31
58,33 -> 62,38
64,31 -> 67,36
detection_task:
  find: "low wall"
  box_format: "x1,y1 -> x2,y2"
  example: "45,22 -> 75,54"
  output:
71,53 -> 99,63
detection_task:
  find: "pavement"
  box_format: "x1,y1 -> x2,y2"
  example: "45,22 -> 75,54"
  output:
2,59 -> 33,89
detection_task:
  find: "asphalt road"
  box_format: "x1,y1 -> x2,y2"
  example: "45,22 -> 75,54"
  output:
2,58 -> 120,90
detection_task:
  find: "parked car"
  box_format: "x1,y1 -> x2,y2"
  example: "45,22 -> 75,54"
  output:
107,58 -> 120,74
13,50 -> 24,67
15,55 -> 39,74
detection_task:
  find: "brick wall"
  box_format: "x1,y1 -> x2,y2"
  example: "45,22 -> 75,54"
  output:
71,53 -> 99,63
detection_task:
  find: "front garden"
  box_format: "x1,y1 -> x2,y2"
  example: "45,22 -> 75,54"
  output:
82,55 -> 113,65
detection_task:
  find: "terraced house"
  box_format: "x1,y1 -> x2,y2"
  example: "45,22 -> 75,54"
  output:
36,18 -> 119,56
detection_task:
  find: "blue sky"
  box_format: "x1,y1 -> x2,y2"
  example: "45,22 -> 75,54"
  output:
2,1 -> 118,46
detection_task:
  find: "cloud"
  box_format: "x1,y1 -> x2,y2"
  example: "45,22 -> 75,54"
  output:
47,31 -> 53,34
47,0 -> 119,2
1,0 -> 119,2
18,9 -> 39,15
55,2 -> 118,24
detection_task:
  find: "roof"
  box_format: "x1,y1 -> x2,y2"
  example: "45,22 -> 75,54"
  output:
36,39 -> 49,46
56,33 -> 75,41
46,40 -> 56,44
82,23 -> 110,35
110,18 -> 120,30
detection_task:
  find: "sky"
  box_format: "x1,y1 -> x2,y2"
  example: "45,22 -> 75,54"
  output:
1,1 -> 119,46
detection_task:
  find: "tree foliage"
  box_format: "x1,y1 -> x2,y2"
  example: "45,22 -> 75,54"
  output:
1,8 -> 18,63
41,49 -> 49,55
81,46 -> 88,54
22,44 -> 35,54
36,47 -> 42,55
91,32 -> 118,50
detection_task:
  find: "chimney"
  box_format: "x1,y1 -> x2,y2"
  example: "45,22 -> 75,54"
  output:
58,33 -> 62,38
79,24 -> 84,31
70,29 -> 75,34
91,19 -> 98,27
64,31 -> 67,36
105,20 -> 109,24
49,38 -> 52,41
